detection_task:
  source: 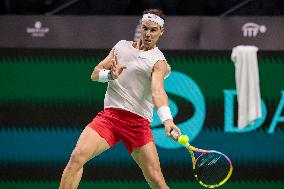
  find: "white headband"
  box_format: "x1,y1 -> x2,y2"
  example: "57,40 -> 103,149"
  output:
142,13 -> 164,27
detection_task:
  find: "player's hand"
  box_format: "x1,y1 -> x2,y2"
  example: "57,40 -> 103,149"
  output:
110,49 -> 127,79
164,119 -> 180,141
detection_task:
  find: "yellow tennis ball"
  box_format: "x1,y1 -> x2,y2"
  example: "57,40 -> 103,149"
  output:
178,135 -> 189,145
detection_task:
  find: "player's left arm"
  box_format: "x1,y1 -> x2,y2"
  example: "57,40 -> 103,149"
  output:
151,60 -> 180,139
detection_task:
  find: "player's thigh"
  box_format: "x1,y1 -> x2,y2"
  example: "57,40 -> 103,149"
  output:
131,142 -> 162,175
71,126 -> 110,163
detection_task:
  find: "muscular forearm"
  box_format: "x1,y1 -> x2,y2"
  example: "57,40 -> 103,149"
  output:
91,49 -> 126,82
90,66 -> 104,81
152,89 -> 169,109
91,49 -> 115,81
152,89 -> 175,128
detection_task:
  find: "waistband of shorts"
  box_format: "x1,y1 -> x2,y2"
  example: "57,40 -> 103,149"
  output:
103,108 -> 147,120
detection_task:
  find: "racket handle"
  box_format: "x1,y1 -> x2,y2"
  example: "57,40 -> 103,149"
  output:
170,129 -> 179,140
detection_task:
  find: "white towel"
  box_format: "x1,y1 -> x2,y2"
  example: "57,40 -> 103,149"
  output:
231,45 -> 262,129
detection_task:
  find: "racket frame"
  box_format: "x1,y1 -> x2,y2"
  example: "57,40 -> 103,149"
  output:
184,143 -> 233,188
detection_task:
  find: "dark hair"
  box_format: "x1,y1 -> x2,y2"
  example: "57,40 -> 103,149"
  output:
143,9 -> 165,21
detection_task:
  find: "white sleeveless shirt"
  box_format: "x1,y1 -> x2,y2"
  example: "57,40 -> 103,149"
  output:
104,40 -> 170,122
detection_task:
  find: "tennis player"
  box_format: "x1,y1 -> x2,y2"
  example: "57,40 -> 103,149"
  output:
59,8 -> 180,189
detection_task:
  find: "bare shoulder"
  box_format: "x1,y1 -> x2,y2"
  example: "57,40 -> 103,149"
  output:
153,60 -> 168,72
152,60 -> 169,80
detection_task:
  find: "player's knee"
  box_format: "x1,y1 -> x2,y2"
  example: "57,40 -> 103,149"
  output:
68,148 -> 86,169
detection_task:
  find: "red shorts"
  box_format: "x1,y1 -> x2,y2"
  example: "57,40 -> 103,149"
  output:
88,108 -> 154,153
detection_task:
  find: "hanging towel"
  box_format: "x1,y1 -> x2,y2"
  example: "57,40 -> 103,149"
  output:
231,45 -> 262,129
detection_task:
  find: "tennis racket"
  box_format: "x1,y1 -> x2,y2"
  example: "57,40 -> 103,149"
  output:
170,129 -> 233,188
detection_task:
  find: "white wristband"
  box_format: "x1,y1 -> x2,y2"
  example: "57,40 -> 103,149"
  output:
98,69 -> 110,83
157,106 -> 173,123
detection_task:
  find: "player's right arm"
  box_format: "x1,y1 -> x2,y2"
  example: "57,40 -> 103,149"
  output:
91,49 -> 127,82
90,49 -> 115,81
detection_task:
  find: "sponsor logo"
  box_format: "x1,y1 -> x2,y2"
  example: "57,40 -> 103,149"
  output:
26,21 -> 50,37
242,22 -> 266,37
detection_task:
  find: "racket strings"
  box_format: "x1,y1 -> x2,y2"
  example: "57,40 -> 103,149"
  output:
194,152 -> 231,185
